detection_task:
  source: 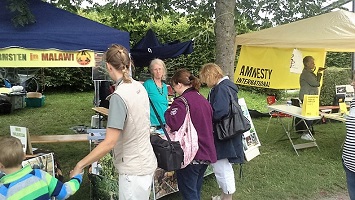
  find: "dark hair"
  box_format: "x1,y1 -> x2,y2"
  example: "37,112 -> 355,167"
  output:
170,69 -> 200,91
105,44 -> 131,83
303,56 -> 314,66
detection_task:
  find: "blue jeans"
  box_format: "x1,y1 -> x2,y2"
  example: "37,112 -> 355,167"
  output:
343,161 -> 355,200
176,164 -> 208,200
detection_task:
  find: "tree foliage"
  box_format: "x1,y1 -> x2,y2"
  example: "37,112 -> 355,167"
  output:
5,0 -> 352,91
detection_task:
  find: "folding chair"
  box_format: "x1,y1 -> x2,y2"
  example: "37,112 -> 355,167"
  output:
266,96 -> 292,133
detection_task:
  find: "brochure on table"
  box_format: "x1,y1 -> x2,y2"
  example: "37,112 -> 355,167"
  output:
301,95 -> 319,117
239,98 -> 261,161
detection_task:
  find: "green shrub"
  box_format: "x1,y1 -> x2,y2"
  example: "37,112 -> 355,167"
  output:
319,67 -> 352,106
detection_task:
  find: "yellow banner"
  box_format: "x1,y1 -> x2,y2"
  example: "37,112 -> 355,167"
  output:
234,46 -> 326,89
0,48 -> 95,67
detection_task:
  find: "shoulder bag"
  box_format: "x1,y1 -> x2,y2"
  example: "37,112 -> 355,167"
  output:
165,96 -> 199,168
149,98 -> 184,172
215,87 -> 251,140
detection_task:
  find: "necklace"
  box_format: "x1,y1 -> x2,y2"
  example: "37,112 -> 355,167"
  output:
153,79 -> 164,95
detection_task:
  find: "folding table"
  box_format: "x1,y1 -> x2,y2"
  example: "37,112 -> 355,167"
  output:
267,105 -> 321,156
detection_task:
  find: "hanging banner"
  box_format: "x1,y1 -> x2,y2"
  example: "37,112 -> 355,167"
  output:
0,48 -> 95,67
289,49 -> 304,74
234,46 -> 326,89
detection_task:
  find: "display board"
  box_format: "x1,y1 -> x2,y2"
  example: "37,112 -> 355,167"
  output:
10,125 -> 33,154
22,153 -> 55,177
336,85 -> 354,104
239,98 -> 261,161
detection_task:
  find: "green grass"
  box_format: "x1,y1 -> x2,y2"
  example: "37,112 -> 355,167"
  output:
0,89 -> 347,199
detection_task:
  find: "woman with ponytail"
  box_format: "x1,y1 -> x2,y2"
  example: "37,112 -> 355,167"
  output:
164,69 -> 217,200
73,44 -> 157,199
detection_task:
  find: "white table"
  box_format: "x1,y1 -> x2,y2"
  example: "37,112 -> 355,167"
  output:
268,105 -> 322,155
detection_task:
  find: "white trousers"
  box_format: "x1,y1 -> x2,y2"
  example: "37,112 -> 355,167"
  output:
211,158 -> 236,194
118,173 -> 154,200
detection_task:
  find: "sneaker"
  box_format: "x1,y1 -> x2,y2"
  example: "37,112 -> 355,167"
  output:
211,196 -> 221,200
301,133 -> 313,141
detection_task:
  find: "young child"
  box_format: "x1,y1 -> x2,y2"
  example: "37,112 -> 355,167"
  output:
0,136 -> 83,200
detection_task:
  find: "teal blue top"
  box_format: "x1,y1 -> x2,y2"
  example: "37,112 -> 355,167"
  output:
143,79 -> 168,126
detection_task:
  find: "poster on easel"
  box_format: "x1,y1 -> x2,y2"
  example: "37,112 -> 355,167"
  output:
22,153 -> 55,177
10,126 -> 33,155
336,85 -> 354,104
238,98 -> 261,161
151,165 -> 214,199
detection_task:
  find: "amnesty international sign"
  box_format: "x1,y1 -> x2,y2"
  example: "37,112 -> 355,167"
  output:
0,48 -> 95,67
234,46 -> 326,89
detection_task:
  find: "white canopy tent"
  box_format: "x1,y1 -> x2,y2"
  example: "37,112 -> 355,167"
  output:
235,9 -> 355,52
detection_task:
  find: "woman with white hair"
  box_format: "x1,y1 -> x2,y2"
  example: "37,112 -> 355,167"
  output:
143,58 -> 169,129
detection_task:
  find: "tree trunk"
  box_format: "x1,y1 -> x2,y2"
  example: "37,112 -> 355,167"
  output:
215,0 -> 236,81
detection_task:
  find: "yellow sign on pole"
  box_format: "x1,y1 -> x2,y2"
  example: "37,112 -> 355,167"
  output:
0,48 -> 95,67
339,102 -> 349,115
301,95 -> 320,117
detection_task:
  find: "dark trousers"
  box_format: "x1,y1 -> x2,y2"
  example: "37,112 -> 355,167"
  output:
343,161 -> 355,200
176,164 -> 208,200
295,118 -> 313,134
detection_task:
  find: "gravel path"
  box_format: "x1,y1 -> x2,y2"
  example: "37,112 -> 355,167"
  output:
314,190 -> 349,200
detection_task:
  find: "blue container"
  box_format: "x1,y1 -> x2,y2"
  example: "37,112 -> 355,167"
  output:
25,96 -> 45,107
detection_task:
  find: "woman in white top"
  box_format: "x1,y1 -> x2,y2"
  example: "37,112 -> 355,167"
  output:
73,44 -> 157,200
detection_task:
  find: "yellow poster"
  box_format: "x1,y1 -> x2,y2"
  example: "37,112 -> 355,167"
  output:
301,95 -> 319,117
234,46 -> 326,89
339,102 -> 348,115
0,48 -> 95,67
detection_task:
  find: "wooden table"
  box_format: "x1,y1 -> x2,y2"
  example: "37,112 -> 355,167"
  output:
319,105 -> 350,113
92,107 -> 108,128
268,105 -> 321,155
320,112 -> 346,122
30,134 -> 88,144
92,107 -> 108,116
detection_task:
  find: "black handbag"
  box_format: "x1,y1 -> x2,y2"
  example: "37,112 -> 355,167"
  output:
215,88 -> 251,140
149,98 -> 184,171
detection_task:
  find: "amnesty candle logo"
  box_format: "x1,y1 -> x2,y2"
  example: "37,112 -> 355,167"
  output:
76,51 -> 91,65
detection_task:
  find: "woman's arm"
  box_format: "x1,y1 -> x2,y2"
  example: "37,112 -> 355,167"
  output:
212,86 -> 231,121
164,97 -> 187,131
72,128 -> 120,175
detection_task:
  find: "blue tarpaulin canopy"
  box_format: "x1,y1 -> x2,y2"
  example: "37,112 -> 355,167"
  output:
0,0 -> 130,51
130,29 -> 193,67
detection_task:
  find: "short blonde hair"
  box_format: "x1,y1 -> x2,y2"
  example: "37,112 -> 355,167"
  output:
0,136 -> 24,168
149,58 -> 167,80
199,63 -> 224,87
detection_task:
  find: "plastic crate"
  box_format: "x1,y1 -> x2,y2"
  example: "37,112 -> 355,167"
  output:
25,96 -> 45,108
8,93 -> 26,111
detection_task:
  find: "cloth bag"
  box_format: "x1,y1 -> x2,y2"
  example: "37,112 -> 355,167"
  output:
215,88 -> 251,140
165,96 -> 199,169
149,98 -> 184,171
